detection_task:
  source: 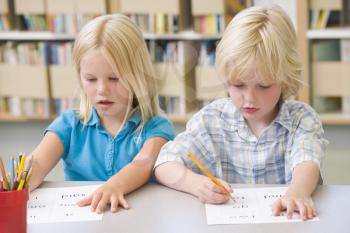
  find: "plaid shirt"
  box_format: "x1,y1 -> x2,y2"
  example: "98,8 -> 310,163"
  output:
155,98 -> 328,184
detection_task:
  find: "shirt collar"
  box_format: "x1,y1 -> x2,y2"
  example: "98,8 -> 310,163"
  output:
272,101 -> 292,131
85,108 -> 142,127
223,99 -> 292,132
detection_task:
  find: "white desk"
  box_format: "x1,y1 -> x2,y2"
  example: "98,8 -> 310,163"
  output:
28,182 -> 350,233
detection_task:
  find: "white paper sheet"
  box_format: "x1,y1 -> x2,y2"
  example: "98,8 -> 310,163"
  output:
205,187 -> 320,225
27,185 -> 102,224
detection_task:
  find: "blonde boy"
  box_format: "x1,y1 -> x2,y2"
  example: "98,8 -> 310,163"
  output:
154,5 -> 328,220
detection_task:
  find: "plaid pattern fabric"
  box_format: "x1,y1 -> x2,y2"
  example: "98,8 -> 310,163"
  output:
155,98 -> 328,184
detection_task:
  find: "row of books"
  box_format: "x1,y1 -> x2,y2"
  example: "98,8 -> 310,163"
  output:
0,15 -> 11,31
309,0 -> 350,29
312,39 -> 350,62
17,14 -> 99,32
197,41 -> 217,66
148,40 -> 185,64
309,9 -> 341,29
193,15 -> 224,34
159,96 -> 186,115
0,42 -> 75,65
127,13 -> 179,34
313,96 -> 350,114
54,98 -> 79,115
0,42 -> 47,65
0,96 -> 50,117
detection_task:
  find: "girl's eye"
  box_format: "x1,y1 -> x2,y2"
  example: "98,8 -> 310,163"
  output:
85,77 -> 96,82
109,76 -> 119,81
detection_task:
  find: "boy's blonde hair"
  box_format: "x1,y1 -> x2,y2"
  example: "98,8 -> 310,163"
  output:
73,14 -> 160,125
216,5 -> 302,100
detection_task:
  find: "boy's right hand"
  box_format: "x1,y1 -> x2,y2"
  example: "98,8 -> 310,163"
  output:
194,176 -> 233,204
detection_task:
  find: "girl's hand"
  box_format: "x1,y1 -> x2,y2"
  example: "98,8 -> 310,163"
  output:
77,182 -> 129,214
194,176 -> 233,204
272,194 -> 317,220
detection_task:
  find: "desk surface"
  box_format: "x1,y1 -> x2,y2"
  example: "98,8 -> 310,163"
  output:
29,182 -> 350,233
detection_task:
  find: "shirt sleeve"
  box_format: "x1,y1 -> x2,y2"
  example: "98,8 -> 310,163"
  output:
154,110 -> 217,174
44,111 -> 76,157
288,107 -> 328,170
143,116 -> 175,142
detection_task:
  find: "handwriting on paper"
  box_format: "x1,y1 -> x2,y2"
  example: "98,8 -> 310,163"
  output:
205,187 -> 319,225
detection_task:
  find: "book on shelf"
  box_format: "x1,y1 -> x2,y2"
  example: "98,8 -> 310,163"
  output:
0,42 -> 50,118
313,96 -> 342,113
312,39 -> 340,61
340,39 -> 350,62
343,96 -> 350,114
127,13 -> 179,34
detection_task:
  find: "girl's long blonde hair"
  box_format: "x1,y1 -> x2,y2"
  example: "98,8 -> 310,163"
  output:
73,14 -> 160,125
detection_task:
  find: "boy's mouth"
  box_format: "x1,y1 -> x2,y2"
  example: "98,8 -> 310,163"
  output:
242,107 -> 259,114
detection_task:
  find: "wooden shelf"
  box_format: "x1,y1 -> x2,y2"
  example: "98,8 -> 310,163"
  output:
307,28 -> 350,39
0,31 -> 75,41
320,113 -> 350,125
0,31 -> 222,41
0,113 -> 53,122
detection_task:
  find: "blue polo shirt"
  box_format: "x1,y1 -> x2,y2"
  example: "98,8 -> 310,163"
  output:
45,108 -> 175,181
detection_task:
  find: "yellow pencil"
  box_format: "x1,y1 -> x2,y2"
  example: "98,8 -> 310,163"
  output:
17,154 -> 26,176
188,152 -> 234,201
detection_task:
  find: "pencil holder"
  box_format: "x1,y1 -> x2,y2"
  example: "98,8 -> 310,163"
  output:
0,188 -> 29,233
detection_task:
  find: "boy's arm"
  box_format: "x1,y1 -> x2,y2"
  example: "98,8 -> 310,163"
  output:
155,161 -> 232,204
287,160 -> 320,200
273,161 -> 319,220
78,137 -> 168,213
29,132 -> 64,191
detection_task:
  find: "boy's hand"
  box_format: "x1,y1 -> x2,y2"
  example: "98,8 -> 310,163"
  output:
195,176 -> 233,204
272,194 -> 317,220
77,182 -> 129,214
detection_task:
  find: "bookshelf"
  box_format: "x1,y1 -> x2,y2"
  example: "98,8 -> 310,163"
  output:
0,0 -> 251,124
298,0 -> 350,125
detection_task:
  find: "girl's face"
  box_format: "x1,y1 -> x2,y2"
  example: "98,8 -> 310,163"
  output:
80,49 -> 130,121
228,69 -> 282,127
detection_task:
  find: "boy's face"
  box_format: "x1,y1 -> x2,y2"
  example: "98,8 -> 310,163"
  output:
228,71 -> 282,126
80,49 -> 130,122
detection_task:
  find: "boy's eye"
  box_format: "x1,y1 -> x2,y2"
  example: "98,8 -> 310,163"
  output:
232,84 -> 244,88
259,84 -> 271,89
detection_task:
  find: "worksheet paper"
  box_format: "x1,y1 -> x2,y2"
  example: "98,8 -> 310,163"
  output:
205,187 -> 319,225
27,185 -> 102,224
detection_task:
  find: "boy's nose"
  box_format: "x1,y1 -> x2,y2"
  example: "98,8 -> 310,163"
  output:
245,88 -> 256,102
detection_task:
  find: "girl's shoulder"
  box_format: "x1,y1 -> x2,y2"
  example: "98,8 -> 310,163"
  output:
144,114 -> 174,129
53,110 -> 81,127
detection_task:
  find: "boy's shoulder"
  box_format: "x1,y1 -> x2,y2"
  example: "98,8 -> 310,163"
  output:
201,98 -> 234,115
282,100 -> 318,117
280,100 -> 321,130
192,98 -> 237,125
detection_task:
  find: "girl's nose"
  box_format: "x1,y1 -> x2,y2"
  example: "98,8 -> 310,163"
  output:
97,80 -> 109,95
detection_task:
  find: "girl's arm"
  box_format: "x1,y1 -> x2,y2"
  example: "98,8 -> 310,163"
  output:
78,136 -> 168,213
29,132 -> 64,191
272,160 -> 320,220
155,161 -> 232,204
